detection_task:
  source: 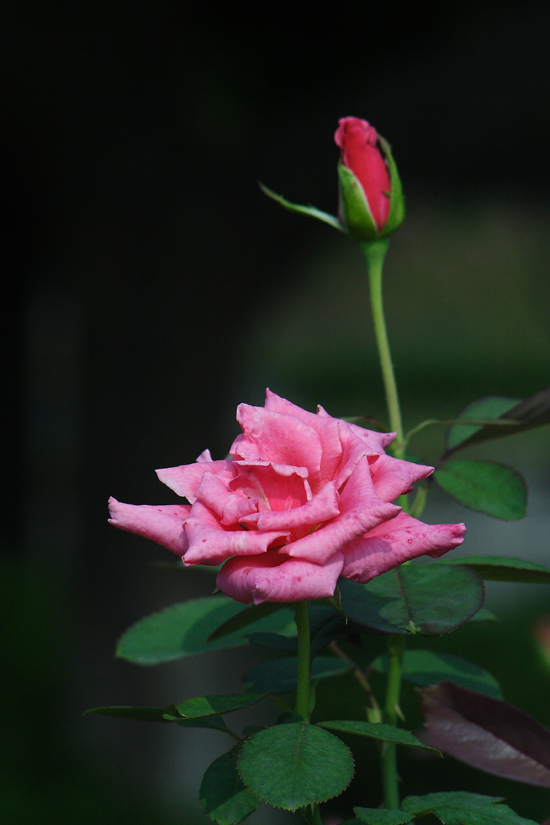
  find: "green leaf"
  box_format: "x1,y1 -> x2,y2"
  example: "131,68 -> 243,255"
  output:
243,655 -> 352,693
446,396 -> 520,451
371,650 -> 502,698
176,693 -> 265,719
354,809 -> 412,825
402,791 -> 539,824
238,722 -> 354,809
116,596 -> 292,665
339,564 -> 484,637
434,460 -> 527,520
444,388 -> 550,455
259,183 -> 344,232
442,555 -> 550,583
338,578 -> 408,635
468,607 -> 497,622
317,720 -> 440,754
85,704 -> 231,731
207,601 -> 288,642
199,751 -> 262,825
246,632 -> 297,651
163,715 -> 231,731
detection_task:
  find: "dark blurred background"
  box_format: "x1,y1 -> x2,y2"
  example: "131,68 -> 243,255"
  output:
3,3 -> 550,823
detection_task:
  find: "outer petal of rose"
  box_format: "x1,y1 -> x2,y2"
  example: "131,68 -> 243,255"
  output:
317,408 -> 395,454
345,419 -> 396,452
369,453 -> 433,502
156,458 -> 234,503
332,419 -> 393,490
340,511 -> 467,583
242,480 -> 340,530
183,500 -> 289,565
107,497 -> 191,555
235,404 -> 324,486
264,389 -> 343,485
217,552 -> 344,605
286,458 -> 400,563
195,471 -> 258,525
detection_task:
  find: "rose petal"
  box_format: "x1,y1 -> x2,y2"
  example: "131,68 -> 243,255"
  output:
332,419 -> 394,490
242,481 -> 340,531
195,471 -> 258,525
183,501 -> 289,565
234,404 -> 324,489
157,458 -> 235,503
286,457 -> 400,563
231,460 -> 311,509
217,552 -> 344,605
334,117 -> 391,230
264,389 -> 343,485
108,497 -> 190,556
340,511 -> 467,583
318,409 -> 395,453
369,453 -> 433,502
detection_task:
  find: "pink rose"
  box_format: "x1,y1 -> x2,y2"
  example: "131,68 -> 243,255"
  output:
334,116 -> 391,231
108,390 -> 465,605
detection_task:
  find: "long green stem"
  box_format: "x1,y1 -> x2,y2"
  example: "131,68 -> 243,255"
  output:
295,601 -> 311,721
381,635 -> 405,808
360,239 -> 404,457
295,602 -> 322,825
360,239 -> 407,809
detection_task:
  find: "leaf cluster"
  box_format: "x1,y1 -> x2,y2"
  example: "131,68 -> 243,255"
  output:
87,543 -> 550,822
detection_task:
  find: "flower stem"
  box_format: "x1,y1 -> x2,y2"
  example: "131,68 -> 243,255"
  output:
381,634 -> 405,808
295,603 -> 322,824
360,239 -> 404,457
295,601 -> 311,721
361,239 -> 407,809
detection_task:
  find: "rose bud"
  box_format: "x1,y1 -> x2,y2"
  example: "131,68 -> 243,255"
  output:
334,116 -> 405,241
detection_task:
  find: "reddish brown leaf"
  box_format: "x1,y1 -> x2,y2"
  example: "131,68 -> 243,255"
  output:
419,681 -> 550,787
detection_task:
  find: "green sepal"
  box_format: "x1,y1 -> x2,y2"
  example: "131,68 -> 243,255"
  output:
337,134 -> 405,242
378,134 -> 405,237
259,183 -> 344,232
337,162 -> 379,241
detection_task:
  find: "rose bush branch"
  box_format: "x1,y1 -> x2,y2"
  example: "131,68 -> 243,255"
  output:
381,634 -> 406,809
